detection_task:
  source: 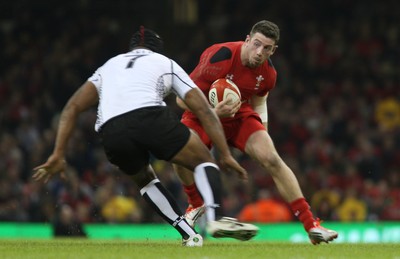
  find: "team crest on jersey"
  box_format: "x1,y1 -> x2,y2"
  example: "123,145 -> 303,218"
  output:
255,75 -> 264,89
225,74 -> 234,81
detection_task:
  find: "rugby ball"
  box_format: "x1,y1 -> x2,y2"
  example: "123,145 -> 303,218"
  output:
208,79 -> 241,108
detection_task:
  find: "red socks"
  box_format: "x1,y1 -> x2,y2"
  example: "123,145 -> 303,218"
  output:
183,184 -> 204,208
290,198 -> 316,232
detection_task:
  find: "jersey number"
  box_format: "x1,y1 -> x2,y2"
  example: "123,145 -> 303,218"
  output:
125,55 -> 145,69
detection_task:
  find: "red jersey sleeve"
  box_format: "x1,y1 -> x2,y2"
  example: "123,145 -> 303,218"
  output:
190,43 -> 238,96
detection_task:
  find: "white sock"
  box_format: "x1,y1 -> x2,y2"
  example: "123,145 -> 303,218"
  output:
193,162 -> 220,222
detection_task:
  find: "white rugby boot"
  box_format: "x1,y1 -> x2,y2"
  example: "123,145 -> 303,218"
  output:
206,217 -> 259,241
184,204 -> 206,227
308,219 -> 338,245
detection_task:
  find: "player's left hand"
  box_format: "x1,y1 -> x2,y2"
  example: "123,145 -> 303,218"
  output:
32,154 -> 67,183
214,98 -> 241,118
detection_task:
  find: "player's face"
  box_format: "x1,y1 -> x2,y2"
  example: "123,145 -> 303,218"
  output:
243,32 -> 277,68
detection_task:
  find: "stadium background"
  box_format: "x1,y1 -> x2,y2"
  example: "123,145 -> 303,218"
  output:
0,0 -> 399,241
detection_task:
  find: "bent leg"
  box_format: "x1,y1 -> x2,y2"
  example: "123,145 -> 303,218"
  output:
173,164 -> 204,209
172,132 -> 210,210
245,130 -> 317,233
171,132 -> 223,221
171,131 -> 214,170
192,163 -> 224,221
171,132 -> 259,241
131,165 -> 198,240
245,130 -> 304,202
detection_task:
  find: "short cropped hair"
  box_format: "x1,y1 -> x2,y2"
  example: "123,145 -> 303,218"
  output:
250,20 -> 280,44
129,26 -> 164,53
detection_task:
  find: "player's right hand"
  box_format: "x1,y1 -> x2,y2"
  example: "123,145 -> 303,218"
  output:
219,154 -> 248,180
33,154 -> 67,183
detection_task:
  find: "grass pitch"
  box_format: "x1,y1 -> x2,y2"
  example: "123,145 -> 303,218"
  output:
0,239 -> 399,259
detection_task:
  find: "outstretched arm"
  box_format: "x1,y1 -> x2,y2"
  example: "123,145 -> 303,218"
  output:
33,81 -> 99,183
182,88 -> 247,179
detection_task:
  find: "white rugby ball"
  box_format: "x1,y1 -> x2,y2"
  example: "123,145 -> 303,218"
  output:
208,79 -> 241,108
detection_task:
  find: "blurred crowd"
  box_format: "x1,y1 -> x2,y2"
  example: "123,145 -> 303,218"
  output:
0,0 -> 399,227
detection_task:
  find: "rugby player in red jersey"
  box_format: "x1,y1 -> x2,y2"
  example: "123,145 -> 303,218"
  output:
174,20 -> 338,245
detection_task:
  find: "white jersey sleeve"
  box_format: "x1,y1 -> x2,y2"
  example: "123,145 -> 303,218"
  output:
168,60 -> 198,99
87,49 -> 198,132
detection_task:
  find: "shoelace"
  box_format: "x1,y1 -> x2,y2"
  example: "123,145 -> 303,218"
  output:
313,217 -> 330,230
315,217 -> 323,226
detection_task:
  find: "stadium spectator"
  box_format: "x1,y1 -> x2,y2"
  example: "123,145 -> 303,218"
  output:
237,189 -> 293,222
375,98 -> 400,132
53,204 -> 87,237
311,189 -> 340,221
101,195 -> 142,223
336,188 -> 367,222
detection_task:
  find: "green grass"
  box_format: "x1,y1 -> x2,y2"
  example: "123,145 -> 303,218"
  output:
0,239 -> 399,259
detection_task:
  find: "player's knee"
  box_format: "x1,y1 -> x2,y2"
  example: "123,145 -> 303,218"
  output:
131,167 -> 157,188
173,163 -> 187,175
258,151 -> 282,171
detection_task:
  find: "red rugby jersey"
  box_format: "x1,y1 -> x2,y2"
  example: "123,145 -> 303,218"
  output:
182,41 -> 277,122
